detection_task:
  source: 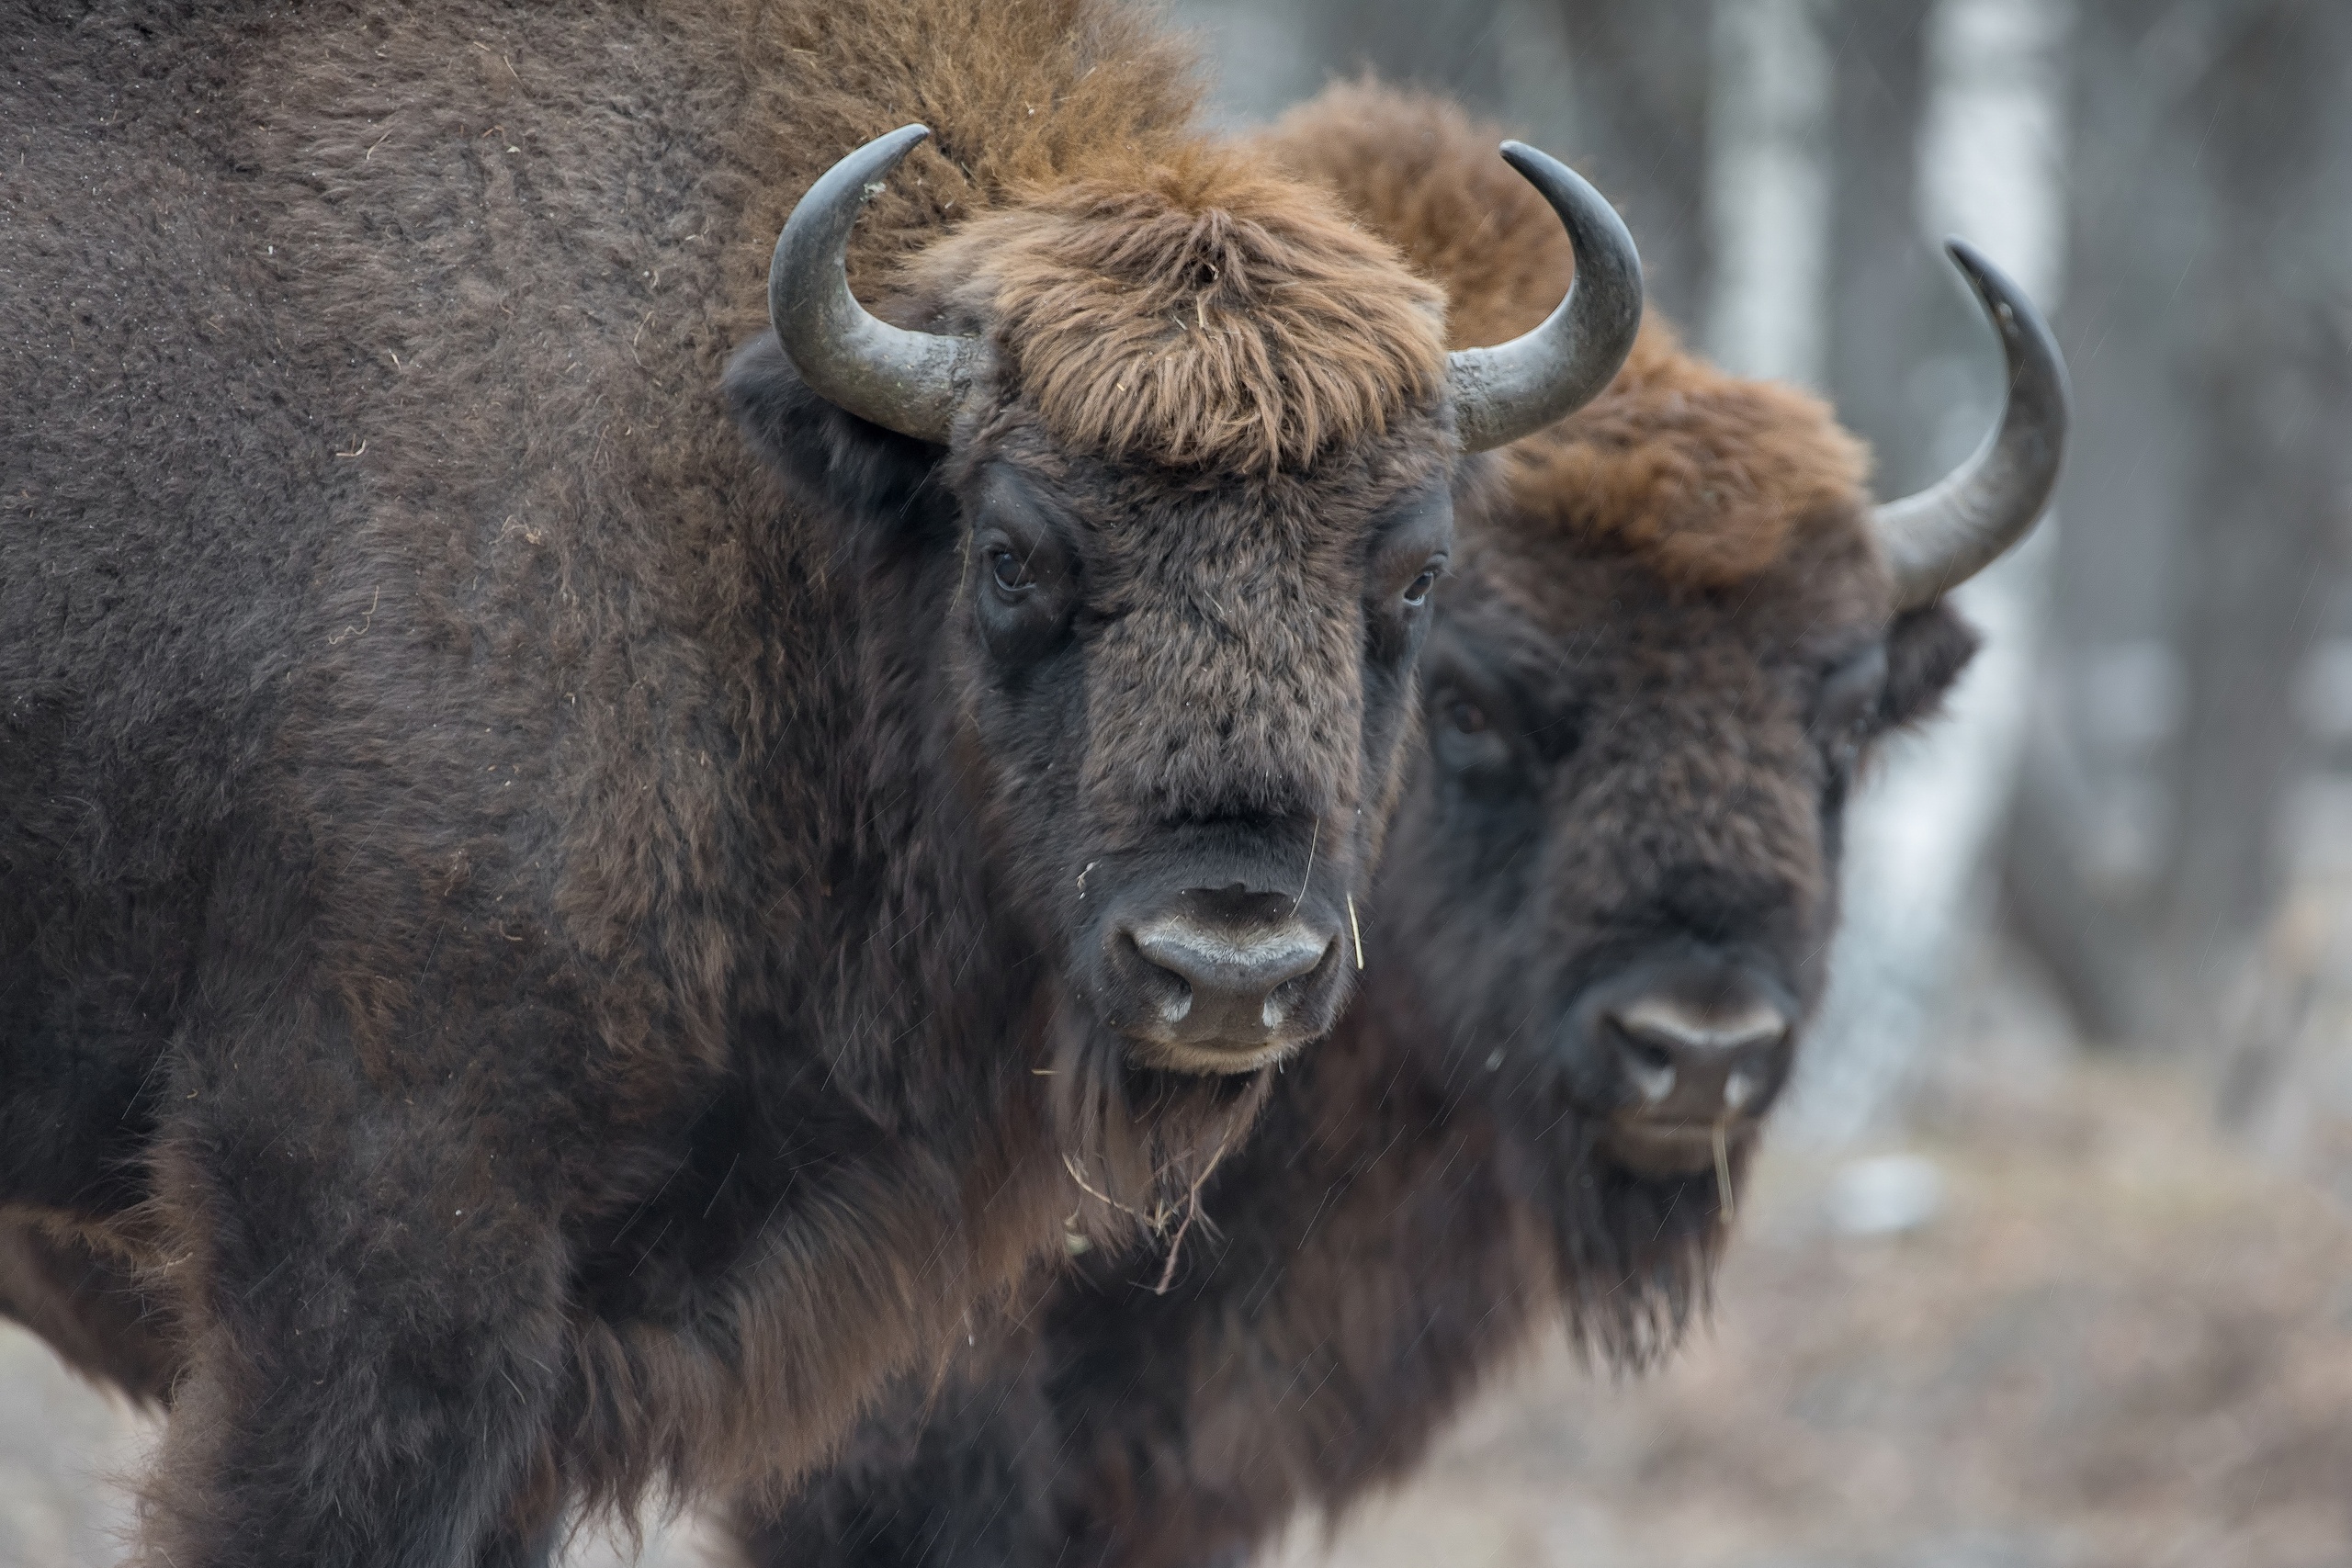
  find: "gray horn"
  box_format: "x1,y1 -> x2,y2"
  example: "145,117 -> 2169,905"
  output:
769,124 -> 981,444
1874,239 -> 2071,609
1446,143 -> 1645,454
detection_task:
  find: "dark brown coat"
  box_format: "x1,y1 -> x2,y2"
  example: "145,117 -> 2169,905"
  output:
0,13 -> 1474,1563
729,84 -> 1984,1568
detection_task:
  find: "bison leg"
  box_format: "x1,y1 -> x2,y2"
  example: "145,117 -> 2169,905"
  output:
132,1013 -> 574,1568
731,1349 -> 1058,1568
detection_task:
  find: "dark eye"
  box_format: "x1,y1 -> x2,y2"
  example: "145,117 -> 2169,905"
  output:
989,547 -> 1035,595
1402,561 -> 1442,606
1430,679 -> 1519,781
1814,644 -> 1890,770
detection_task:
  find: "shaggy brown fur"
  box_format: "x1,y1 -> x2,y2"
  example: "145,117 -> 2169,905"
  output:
761,10 -> 1450,476
0,1223 -> 176,1407
0,68 -> 1981,1568
907,152 -> 1446,473
718,83 -> 1984,1568
0,10 -> 1474,1565
1269,83 -> 1873,586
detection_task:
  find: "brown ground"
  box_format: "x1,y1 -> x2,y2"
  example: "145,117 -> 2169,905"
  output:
6,1054 -> 2348,1567
1276,1056 -> 2352,1568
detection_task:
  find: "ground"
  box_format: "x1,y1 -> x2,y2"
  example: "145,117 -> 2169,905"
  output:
6,1053 -> 2349,1567
1270,1058 -> 2352,1568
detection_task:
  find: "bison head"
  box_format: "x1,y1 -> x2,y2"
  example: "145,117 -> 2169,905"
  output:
1381,243 -> 2064,1320
725,128 -> 1638,1160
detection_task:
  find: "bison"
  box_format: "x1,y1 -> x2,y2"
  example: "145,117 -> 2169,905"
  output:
0,11 -> 1637,1565
728,83 -> 2069,1568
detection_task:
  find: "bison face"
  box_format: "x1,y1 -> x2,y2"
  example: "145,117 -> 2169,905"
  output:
727,334 -> 1449,1081
728,127 -> 1642,1125
1385,524 -> 1979,1190
939,428 -> 1458,1079
1384,240 -> 2060,1216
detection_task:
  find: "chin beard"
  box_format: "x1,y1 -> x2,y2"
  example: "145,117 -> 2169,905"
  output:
1529,1114 -> 1742,1372
1045,989 -> 1276,1232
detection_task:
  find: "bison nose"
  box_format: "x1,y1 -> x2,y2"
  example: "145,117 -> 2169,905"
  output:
1606,995 -> 1792,1123
1105,884 -> 1342,1066
1131,915 -> 1330,1036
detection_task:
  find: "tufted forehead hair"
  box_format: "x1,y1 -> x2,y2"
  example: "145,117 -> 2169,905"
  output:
1256,81 -> 1873,587
897,145 -> 1450,477
1496,321 -> 1871,589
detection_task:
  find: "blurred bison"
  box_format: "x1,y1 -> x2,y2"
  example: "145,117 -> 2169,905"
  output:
734,83 -> 2066,1568
0,14 -> 1635,1566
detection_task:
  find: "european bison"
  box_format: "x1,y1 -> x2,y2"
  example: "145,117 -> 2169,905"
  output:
731,83 -> 2069,1568
0,11 -> 1636,1564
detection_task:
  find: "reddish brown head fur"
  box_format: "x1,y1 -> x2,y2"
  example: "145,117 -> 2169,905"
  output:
1261,82 -> 1879,591
906,150 -> 1446,474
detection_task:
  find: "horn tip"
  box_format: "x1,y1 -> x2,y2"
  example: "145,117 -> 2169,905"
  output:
1496,140 -> 1552,177
876,123 -> 933,160
1936,239 -> 2032,346
1940,235 -> 2000,285
1493,142 -> 1619,241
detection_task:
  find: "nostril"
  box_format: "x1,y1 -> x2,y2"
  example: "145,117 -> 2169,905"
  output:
1613,1026 -> 1678,1104
1118,931 -> 1193,1026
1623,1035 -> 1673,1076
1260,938 -> 1340,1029
1722,1041 -> 1783,1112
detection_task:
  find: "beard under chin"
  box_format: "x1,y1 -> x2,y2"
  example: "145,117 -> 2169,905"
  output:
1527,1113 -> 1739,1373
1044,993 -> 1276,1232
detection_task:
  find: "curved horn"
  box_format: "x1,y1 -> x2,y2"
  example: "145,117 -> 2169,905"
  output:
768,124 -> 982,444
1446,143 -> 1645,454
1875,239 -> 2071,609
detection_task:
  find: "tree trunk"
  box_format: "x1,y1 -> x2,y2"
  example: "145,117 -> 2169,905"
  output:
1790,0 -> 2069,1144
2154,4 -> 2352,1040
1821,0 -> 1944,494
1295,0 -> 1512,107
2005,0 -> 2352,1055
1550,0 -> 1717,329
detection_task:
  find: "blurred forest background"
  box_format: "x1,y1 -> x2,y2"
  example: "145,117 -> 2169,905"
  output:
6,2 -> 2352,1565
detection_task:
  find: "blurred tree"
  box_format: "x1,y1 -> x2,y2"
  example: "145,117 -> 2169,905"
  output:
1549,0 -> 1715,330
2007,0 -> 2352,1055
1175,0 -> 1713,325
1820,0 -> 1946,494
1791,0 -> 2071,1145
1276,0 -> 1713,327
1295,0 -> 1511,106
1704,0 -> 1829,381
2159,7 -> 2352,1015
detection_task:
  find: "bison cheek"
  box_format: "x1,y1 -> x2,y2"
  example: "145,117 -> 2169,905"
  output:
939,644 -> 1097,952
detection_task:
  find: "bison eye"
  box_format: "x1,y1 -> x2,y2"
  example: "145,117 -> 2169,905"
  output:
1430,679 -> 1518,782
1813,643 -> 1891,774
989,547 -> 1036,596
1402,561 -> 1442,607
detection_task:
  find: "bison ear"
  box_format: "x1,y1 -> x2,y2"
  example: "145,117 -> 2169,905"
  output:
724,332 -> 956,555
1878,602 -> 1982,733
